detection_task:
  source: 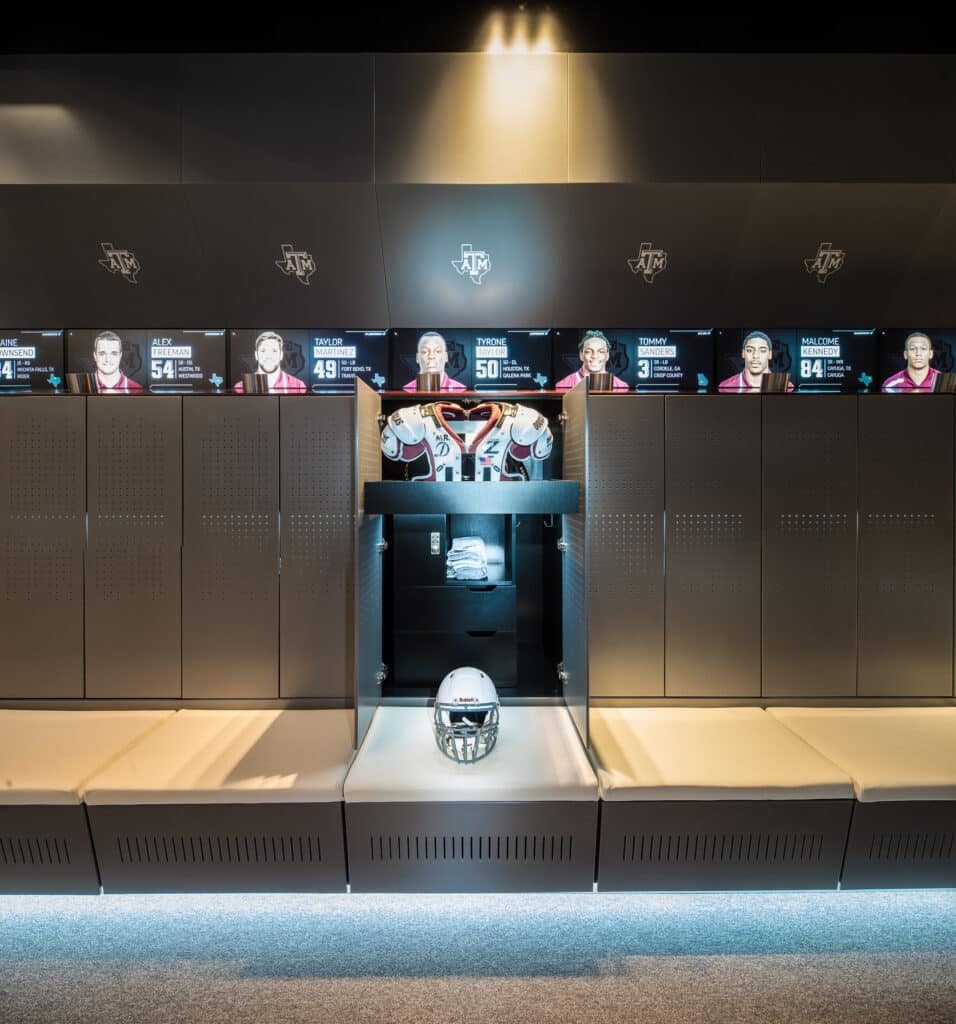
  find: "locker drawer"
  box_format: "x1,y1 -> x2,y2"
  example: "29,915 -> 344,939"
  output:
394,584 -> 516,633
392,631 -> 517,688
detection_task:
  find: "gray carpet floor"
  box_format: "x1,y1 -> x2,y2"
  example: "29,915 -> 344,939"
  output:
2,890 -> 956,1023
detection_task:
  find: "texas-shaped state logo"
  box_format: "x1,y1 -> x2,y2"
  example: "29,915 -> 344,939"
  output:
452,243 -> 491,285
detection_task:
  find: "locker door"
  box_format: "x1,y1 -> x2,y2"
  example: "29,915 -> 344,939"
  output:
665,395 -> 761,696
859,396 -> 953,697
182,397 -> 279,698
0,397 -> 85,698
86,397 -> 182,698
280,396 -> 354,699
588,395 -> 664,697
762,396 -> 858,697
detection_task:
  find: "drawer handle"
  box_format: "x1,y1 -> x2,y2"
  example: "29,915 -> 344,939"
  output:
466,630 -> 497,638
467,585 -> 496,593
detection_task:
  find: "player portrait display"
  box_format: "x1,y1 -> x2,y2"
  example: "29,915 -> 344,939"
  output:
716,330 -> 794,392
308,330 -> 389,391
67,330 -> 147,392
381,400 -> 553,481
144,330 -> 226,391
553,330 -> 629,390
229,330 -> 309,392
879,330 -> 952,392
393,330 -> 469,392
0,330 -> 64,389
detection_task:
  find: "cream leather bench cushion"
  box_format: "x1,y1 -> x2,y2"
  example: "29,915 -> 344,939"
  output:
590,707 -> 854,802
83,709 -> 355,805
343,706 -> 598,803
0,710 -> 173,806
768,707 -> 956,802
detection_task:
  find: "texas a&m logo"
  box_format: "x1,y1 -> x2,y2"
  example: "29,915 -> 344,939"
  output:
627,242 -> 668,284
452,243 -> 492,285
98,243 -> 141,284
804,243 -> 845,284
275,244 -> 317,285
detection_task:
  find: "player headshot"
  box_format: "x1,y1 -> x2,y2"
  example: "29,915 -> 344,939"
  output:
92,330 -> 143,392
234,330 -> 307,393
718,330 -> 793,392
881,331 -> 940,392
402,331 -> 466,392
555,330 -> 628,390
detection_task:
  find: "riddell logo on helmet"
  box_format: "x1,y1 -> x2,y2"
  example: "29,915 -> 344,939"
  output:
456,697 -> 476,703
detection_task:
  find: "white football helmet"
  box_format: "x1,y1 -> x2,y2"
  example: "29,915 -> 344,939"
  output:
433,666 -> 500,764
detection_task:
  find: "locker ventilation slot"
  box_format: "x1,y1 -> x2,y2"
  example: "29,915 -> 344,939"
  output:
865,831 -> 955,862
620,832 -> 825,864
0,835 -> 71,867
114,833 -> 322,865
368,834 -> 574,863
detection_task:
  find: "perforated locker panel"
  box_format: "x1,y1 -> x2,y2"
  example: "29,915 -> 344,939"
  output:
762,397 -> 858,697
588,396 -> 664,697
665,396 -> 761,696
86,398 -> 182,697
355,380 -> 382,747
280,397 -> 354,699
182,398 -> 279,698
0,397 -> 85,698
561,382 -> 588,744
859,397 -> 953,697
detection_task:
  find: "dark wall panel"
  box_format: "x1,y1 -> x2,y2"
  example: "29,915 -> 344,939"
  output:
0,186 -> 213,325
884,189 -> 956,325
858,397 -> 953,697
588,395 -> 664,697
757,56 -> 955,184
569,54 -> 761,183
0,397 -> 85,698
280,397 -> 354,699
86,397 -> 182,698
665,396 -> 761,697
182,397 -> 279,699
182,54 -> 373,183
730,184 -> 944,325
555,183 -> 756,326
0,56 -> 181,184
762,397 -> 858,697
375,54 -> 568,184
378,185 -> 566,327
183,184 -> 388,325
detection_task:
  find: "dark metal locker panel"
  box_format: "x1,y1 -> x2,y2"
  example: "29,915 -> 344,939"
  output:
588,396 -> 664,697
280,397 -> 354,700
85,397 -> 182,698
859,397 -> 954,697
561,382 -> 588,745
182,397 -> 279,699
665,395 -> 761,697
0,397 -> 85,698
762,397 -> 858,698
355,380 -> 382,748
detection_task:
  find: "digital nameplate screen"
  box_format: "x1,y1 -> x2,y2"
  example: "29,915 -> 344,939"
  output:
68,330 -> 225,392
391,329 -> 553,392
228,329 -> 311,392
878,328 -> 956,393
0,330 -> 64,390
788,330 -> 878,392
308,330 -> 389,391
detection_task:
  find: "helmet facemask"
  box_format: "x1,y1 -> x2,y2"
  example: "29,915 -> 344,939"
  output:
433,701 -> 500,763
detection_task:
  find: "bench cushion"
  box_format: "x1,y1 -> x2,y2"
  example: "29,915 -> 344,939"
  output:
83,709 -> 355,805
768,707 -> 956,802
0,711 -> 173,806
590,707 -> 854,801
344,706 -> 598,803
